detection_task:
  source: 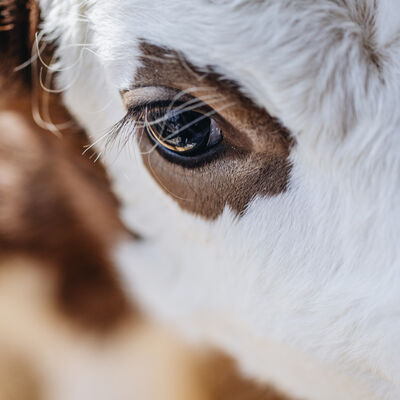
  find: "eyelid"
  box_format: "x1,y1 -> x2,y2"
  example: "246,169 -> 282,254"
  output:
122,86 -> 192,109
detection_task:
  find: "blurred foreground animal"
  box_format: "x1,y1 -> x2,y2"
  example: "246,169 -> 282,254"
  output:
1,1 -> 400,399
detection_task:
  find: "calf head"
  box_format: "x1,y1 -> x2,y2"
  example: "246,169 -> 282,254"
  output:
4,1 -> 400,399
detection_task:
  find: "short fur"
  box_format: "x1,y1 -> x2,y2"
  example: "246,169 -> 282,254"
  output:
6,0 -> 400,399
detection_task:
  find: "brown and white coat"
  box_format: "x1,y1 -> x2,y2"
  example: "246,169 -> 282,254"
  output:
1,1 -> 400,399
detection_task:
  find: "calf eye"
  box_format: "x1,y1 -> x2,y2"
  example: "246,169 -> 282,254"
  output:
145,107 -> 222,156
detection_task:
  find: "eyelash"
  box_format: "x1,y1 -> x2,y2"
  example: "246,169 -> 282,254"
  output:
103,103 -> 159,151
103,98 -> 224,167
109,100 -> 186,133
104,99 -> 201,148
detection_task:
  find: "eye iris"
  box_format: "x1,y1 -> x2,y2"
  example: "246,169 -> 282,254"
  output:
148,110 -> 212,154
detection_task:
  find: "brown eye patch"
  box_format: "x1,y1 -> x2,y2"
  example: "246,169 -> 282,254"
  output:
122,42 -> 292,219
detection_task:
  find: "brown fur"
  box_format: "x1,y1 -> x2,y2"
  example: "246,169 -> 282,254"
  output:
0,0 -> 36,98
0,99 -> 134,332
201,353 -> 297,400
129,42 -> 292,219
0,0 -> 136,332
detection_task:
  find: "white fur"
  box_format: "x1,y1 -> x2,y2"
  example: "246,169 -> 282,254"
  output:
38,1 -> 400,399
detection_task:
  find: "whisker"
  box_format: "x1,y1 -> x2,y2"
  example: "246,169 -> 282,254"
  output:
158,93 -> 226,135
154,102 -> 235,140
14,31 -> 47,72
39,65 -> 80,94
177,52 -> 203,81
34,27 -> 97,73
139,94 -> 226,128
138,101 -> 236,156
30,42 -> 62,136
139,54 -> 179,65
41,58 -> 76,131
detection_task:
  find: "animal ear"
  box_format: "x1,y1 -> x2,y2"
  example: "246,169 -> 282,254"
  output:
0,0 -> 39,96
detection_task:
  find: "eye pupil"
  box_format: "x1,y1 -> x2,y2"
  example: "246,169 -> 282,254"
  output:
146,108 -> 221,156
162,110 -> 211,151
